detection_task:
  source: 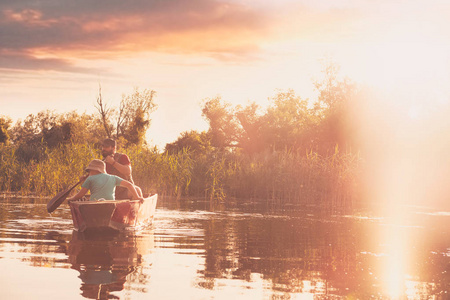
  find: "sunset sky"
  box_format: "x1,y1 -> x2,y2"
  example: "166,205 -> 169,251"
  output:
1,0 -> 449,148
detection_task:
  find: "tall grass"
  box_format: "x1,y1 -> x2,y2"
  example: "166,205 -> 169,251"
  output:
1,143 -> 97,196
0,142 -> 362,209
207,147 -> 362,209
29,143 -> 98,195
127,145 -> 194,198
0,144 -> 19,192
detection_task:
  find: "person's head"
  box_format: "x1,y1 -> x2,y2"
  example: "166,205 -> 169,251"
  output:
85,159 -> 106,175
101,138 -> 116,157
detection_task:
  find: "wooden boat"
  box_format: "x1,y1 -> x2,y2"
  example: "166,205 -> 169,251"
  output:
68,194 -> 157,233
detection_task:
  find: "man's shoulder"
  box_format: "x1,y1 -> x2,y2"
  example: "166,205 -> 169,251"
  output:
115,152 -> 131,164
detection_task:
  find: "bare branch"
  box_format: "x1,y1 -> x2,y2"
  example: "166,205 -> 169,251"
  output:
95,84 -> 111,138
116,97 -> 126,138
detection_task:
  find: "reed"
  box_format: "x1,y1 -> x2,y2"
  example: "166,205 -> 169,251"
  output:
0,144 -> 18,192
204,151 -> 227,202
1,141 -> 362,208
220,148 -> 361,209
1,143 -> 97,196
123,145 -> 160,194
127,145 -> 194,198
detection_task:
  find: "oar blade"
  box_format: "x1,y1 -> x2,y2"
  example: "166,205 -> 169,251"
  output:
47,189 -> 72,213
47,180 -> 81,213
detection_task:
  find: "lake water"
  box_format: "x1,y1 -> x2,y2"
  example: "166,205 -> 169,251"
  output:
0,196 -> 449,299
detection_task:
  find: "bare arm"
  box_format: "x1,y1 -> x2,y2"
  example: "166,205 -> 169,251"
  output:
120,180 -> 143,201
67,187 -> 89,201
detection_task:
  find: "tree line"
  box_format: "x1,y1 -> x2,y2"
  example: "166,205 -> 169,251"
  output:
0,64 -> 364,210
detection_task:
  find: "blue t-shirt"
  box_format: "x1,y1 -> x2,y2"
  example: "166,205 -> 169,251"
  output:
81,173 -> 123,201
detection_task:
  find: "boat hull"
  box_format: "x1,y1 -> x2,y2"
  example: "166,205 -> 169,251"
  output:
69,194 -> 157,232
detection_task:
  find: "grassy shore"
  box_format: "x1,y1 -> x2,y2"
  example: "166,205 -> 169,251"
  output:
0,142 -> 362,210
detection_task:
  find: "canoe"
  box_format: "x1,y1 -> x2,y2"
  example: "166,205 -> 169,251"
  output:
68,194 -> 157,233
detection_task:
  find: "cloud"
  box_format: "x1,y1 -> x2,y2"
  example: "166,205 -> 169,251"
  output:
2,0 -> 445,74
0,50 -> 103,73
0,0 -> 271,63
0,0 -> 368,69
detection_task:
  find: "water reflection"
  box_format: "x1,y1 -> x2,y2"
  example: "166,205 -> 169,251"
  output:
0,197 -> 449,298
195,214 -> 361,297
68,230 -> 154,299
183,209 -> 450,299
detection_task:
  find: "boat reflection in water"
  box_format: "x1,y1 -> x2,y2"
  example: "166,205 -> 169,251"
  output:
68,230 -> 154,299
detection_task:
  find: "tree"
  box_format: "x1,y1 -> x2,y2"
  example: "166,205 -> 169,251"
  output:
60,111 -> 105,145
165,130 -> 211,156
96,87 -> 157,145
263,90 -> 315,151
0,116 -> 12,144
201,92 -> 316,153
95,85 -> 113,138
313,61 -> 358,153
9,110 -> 56,144
201,97 -> 239,149
8,110 -> 103,162
120,88 -> 157,145
313,61 -> 342,114
9,110 -> 58,162
235,102 -> 264,154
198,62 -> 358,155
42,121 -> 73,148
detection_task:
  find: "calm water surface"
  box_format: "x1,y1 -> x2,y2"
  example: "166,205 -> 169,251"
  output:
0,196 -> 449,299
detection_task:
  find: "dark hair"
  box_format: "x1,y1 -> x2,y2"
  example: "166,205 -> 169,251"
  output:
102,138 -> 116,148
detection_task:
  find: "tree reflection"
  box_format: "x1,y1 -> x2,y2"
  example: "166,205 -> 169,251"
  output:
196,216 -> 378,297
68,230 -> 154,299
193,212 -> 450,298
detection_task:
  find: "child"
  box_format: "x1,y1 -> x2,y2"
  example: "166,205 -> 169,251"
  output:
67,159 -> 143,202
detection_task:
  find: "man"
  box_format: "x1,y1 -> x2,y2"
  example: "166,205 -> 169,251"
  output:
101,138 -> 142,200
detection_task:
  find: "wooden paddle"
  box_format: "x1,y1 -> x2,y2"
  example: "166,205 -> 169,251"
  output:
47,180 -> 83,213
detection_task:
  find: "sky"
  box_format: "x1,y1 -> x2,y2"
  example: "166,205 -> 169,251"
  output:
1,0 -> 450,149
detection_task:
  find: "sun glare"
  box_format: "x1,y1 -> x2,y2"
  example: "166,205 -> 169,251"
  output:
363,41 -> 447,91
382,216 -> 407,298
